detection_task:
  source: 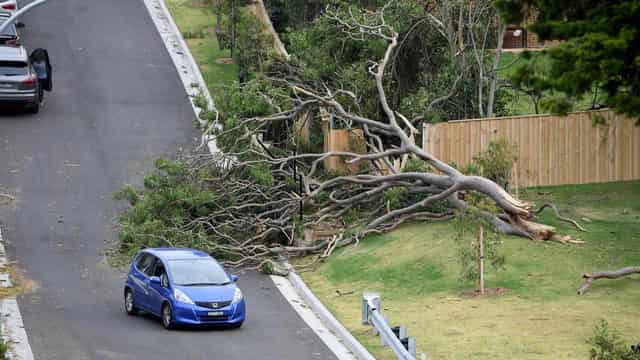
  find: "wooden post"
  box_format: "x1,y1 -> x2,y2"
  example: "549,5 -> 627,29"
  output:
513,162 -> 520,199
478,225 -> 485,295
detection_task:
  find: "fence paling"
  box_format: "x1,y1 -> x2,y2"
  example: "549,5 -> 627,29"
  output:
423,110 -> 640,187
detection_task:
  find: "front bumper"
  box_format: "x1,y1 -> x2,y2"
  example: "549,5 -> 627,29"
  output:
173,299 -> 246,326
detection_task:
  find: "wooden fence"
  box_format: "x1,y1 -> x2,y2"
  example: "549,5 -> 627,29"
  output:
423,110 -> 640,187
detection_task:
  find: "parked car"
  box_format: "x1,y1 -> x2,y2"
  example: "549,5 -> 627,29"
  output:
0,0 -> 17,13
0,13 -> 20,45
124,248 -> 246,329
0,45 -> 52,113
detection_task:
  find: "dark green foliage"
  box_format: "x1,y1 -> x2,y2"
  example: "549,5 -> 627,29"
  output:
497,0 -> 640,122
0,337 -> 7,360
588,320 -> 640,360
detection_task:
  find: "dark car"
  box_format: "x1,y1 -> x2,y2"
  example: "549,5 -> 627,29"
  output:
0,45 -> 51,113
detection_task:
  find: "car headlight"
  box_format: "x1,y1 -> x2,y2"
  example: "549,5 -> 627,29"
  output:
173,288 -> 194,305
232,287 -> 243,304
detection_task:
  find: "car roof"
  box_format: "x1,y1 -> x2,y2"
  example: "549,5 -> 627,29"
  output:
142,248 -> 212,261
0,45 -> 26,61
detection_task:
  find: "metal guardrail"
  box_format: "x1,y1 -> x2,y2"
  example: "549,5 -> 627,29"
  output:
362,293 -> 426,360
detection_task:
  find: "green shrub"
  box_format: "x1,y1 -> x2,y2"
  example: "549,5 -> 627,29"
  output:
589,320 -> 640,360
472,139 -> 518,190
0,337 -> 7,360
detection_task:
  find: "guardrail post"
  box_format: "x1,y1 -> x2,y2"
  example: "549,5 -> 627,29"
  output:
408,337 -> 417,357
362,292 -> 380,325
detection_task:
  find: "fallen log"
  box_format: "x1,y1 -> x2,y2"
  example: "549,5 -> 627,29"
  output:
577,266 -> 640,295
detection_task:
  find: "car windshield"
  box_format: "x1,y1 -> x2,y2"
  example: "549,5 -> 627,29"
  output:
167,258 -> 230,286
0,61 -> 26,76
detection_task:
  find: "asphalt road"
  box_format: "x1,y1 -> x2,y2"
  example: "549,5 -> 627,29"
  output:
0,0 -> 337,359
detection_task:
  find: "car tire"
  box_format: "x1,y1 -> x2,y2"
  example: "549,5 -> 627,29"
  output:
124,289 -> 138,316
161,303 -> 174,330
25,100 -> 39,114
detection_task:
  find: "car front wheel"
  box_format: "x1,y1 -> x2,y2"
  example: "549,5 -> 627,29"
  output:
124,289 -> 138,316
162,303 -> 174,330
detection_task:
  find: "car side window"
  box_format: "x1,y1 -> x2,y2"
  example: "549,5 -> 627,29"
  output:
135,254 -> 155,276
142,256 -> 159,277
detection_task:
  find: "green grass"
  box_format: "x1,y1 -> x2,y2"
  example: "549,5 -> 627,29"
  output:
165,0 -> 238,93
497,51 -> 595,116
300,181 -> 640,359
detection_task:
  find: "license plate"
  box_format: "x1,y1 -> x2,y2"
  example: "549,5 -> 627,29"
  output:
207,311 -> 223,316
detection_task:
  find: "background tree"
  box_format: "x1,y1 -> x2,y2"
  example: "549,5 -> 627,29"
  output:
497,0 -> 640,122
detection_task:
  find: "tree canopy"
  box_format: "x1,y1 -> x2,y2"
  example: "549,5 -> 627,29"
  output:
497,0 -> 640,121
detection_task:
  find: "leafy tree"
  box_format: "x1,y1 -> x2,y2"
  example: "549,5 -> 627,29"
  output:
497,0 -> 640,122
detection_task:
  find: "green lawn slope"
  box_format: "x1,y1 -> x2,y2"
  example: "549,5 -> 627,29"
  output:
300,181 -> 640,359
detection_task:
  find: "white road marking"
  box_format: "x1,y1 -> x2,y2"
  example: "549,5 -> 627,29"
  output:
270,275 -> 357,360
0,227 -> 34,360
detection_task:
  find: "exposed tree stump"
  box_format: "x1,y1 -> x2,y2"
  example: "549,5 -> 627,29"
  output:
577,266 -> 640,295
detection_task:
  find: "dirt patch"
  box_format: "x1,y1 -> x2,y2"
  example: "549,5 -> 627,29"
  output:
216,58 -> 235,65
460,287 -> 509,298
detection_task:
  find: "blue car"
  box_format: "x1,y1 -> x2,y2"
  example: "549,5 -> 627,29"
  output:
123,248 -> 245,329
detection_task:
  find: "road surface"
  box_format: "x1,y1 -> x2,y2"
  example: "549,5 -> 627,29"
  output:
0,0 -> 337,359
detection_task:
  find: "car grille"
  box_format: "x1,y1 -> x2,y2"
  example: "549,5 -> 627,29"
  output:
200,315 -> 229,322
195,301 -> 232,309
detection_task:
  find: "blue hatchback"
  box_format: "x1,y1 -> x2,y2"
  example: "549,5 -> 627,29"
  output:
123,248 -> 245,329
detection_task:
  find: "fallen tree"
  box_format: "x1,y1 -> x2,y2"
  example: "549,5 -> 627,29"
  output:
578,266 -> 640,295
117,1 -> 579,270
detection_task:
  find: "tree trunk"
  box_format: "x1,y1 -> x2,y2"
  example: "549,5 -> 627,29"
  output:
486,22 -> 505,118
478,225 -> 485,295
230,0 -> 237,60
578,266 -> 640,295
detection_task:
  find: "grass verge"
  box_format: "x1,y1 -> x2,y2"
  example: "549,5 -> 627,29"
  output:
165,0 -> 238,94
299,181 -> 640,359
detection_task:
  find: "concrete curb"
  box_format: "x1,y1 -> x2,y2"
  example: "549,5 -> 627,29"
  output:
143,0 -> 219,153
0,227 -> 34,360
286,268 -> 376,360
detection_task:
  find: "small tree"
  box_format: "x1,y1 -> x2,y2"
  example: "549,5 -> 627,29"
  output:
454,210 -> 505,294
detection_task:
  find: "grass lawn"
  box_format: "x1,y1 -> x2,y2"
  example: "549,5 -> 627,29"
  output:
299,181 -> 640,359
497,52 -> 595,116
165,0 -> 238,93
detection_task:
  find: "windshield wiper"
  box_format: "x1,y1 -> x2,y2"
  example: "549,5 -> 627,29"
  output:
181,282 -> 229,286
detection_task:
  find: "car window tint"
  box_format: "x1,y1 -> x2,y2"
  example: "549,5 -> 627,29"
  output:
0,61 -> 27,76
153,261 -> 165,277
142,256 -> 159,276
135,254 -> 155,275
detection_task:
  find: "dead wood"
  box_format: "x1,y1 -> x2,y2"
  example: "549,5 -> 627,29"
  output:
578,266 -> 640,295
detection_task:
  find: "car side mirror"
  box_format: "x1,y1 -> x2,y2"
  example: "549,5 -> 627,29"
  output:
230,274 -> 239,283
149,276 -> 161,285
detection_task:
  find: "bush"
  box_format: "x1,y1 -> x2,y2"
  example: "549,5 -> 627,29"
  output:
589,320 -> 640,360
471,139 -> 518,190
0,337 -> 7,360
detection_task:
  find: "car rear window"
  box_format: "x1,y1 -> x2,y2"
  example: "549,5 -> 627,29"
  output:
0,61 -> 27,76
0,17 -> 16,37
